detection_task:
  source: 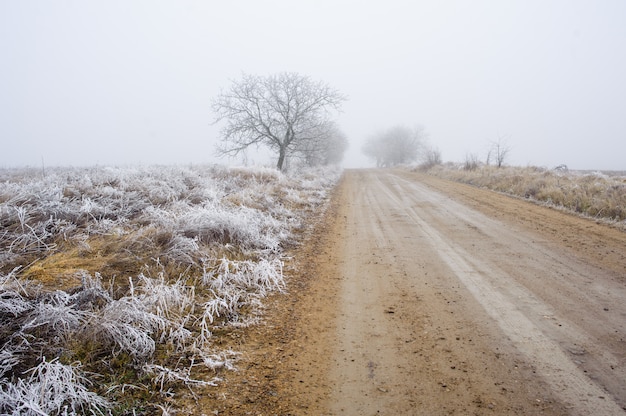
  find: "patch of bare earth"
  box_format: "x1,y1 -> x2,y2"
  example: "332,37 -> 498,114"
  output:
191,169 -> 626,415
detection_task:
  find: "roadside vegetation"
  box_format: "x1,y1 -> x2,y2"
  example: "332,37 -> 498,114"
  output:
0,164 -> 340,415
417,163 -> 626,227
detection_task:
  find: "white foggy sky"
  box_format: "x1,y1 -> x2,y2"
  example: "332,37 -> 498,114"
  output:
1,1 -> 625,170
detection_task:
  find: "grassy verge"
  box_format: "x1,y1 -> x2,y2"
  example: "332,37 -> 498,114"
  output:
417,164 -> 626,228
0,164 -> 340,415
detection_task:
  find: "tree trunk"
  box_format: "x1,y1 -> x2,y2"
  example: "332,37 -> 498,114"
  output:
277,145 -> 287,171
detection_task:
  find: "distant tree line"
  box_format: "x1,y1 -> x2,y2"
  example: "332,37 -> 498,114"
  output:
362,125 -> 441,168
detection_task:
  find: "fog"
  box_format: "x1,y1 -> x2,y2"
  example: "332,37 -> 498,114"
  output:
2,1 -> 625,170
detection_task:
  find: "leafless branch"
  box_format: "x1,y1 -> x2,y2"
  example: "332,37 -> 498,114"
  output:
211,72 -> 346,170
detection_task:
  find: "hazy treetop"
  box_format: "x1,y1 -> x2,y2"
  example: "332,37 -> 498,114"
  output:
1,1 -> 625,170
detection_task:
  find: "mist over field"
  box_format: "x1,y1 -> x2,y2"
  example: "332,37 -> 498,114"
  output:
2,3 -> 626,410
1,1 -> 625,170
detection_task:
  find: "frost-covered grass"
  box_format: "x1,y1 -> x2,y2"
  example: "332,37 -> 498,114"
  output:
0,164 -> 340,415
418,164 -> 626,227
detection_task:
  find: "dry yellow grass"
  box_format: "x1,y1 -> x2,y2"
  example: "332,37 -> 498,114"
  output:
22,235 -> 143,290
418,164 -> 626,226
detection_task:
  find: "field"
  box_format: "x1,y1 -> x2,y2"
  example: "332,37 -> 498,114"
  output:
0,164 -> 340,415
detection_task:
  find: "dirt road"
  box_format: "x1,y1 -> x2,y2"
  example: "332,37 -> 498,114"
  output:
199,169 -> 626,415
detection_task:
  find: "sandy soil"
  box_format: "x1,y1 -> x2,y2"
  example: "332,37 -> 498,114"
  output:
191,169 -> 626,415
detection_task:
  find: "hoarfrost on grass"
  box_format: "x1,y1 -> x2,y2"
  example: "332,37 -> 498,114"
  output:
0,164 -> 341,413
93,295 -> 168,360
0,357 -> 110,416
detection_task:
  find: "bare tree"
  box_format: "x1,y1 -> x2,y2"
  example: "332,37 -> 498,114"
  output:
362,133 -> 387,168
320,126 -> 349,166
464,152 -> 480,171
294,121 -> 349,167
211,72 -> 346,171
421,146 -> 442,169
362,125 -> 426,167
487,136 -> 511,168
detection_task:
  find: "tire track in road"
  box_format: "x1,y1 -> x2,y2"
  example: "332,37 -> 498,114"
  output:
377,173 -> 624,415
326,170 -> 625,415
